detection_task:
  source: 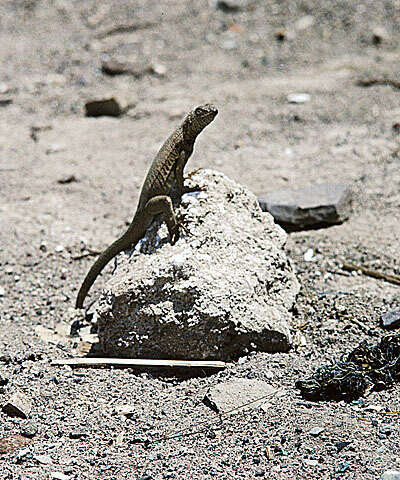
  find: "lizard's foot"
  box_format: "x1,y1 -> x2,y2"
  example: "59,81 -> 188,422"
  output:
169,223 -> 180,245
168,217 -> 192,244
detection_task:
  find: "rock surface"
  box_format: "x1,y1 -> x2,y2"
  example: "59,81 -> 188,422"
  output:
96,170 -> 299,360
258,183 -> 352,229
2,389 -> 32,419
381,309 -> 400,329
203,378 -> 276,413
381,471 -> 400,480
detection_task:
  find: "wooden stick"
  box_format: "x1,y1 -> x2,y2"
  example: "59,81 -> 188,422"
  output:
342,262 -> 400,286
52,358 -> 227,369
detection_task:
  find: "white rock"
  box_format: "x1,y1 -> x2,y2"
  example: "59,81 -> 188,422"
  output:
51,473 -> 71,480
34,454 -> 52,464
0,286 -> 5,296
381,470 -> 400,480
97,170 -> 299,360
287,93 -> 310,104
304,248 -> 314,262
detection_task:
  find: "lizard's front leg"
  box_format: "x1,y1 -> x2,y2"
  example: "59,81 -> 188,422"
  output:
175,151 -> 205,196
143,195 -> 180,244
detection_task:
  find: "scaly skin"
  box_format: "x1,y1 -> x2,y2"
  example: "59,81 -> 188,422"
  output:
75,104 -> 218,309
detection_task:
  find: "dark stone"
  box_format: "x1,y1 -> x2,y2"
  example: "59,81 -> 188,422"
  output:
381,309 -> 400,329
101,59 -> 135,76
258,183 -> 352,230
335,441 -> 352,453
216,0 -> 243,13
69,429 -> 88,439
85,98 -> 121,117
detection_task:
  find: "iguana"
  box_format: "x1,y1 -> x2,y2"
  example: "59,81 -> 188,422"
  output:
75,104 -> 218,308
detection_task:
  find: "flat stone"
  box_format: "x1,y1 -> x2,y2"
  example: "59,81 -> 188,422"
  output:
381,309 -> 400,329
34,454 -> 52,464
2,389 -> 32,419
203,378 -> 276,413
381,470 -> 400,480
258,183 -> 352,229
308,426 -> 324,436
97,170 -> 299,360
85,98 -> 121,117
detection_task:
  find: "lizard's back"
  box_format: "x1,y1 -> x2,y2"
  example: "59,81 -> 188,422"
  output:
136,127 -> 184,212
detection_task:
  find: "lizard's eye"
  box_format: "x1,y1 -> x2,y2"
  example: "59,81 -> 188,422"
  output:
195,107 -> 205,116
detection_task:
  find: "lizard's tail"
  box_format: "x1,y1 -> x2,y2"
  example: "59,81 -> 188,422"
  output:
75,234 -> 132,309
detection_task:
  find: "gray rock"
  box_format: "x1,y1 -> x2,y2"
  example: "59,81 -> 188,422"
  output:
97,170 -> 299,360
258,183 -> 352,228
203,378 -> 276,413
2,389 -> 32,419
85,98 -> 121,117
381,471 -> 400,480
308,426 -> 324,436
381,309 -> 400,329
20,421 -> 38,438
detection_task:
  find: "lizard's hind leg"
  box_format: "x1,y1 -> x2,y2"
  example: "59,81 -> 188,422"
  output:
143,195 -> 180,244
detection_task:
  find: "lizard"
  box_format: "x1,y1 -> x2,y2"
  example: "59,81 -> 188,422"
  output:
75,103 -> 218,309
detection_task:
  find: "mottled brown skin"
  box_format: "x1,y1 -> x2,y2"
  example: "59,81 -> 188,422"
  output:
75,104 -> 218,309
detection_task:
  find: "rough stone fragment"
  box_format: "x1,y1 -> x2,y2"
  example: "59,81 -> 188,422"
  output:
97,170 -> 299,360
85,98 -> 121,117
0,434 -> 31,454
214,0 -> 248,13
258,183 -> 352,229
2,389 -> 32,418
308,426 -> 324,436
203,379 -> 277,413
381,471 -> 400,480
381,309 -> 400,329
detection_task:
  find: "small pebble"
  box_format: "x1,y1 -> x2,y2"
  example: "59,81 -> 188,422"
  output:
309,426 -> 324,436
303,249 -> 314,262
287,93 -> 310,104
303,459 -> 318,467
51,473 -> 72,480
337,462 -> 350,473
69,430 -> 87,439
34,454 -> 52,465
0,286 -> 5,296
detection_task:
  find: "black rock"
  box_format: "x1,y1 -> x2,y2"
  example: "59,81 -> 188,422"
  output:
85,98 -> 121,117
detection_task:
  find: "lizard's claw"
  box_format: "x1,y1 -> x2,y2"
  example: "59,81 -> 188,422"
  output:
169,223 -> 180,245
181,184 -> 207,194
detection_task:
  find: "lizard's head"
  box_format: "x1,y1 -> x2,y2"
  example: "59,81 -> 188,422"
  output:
183,104 -> 218,136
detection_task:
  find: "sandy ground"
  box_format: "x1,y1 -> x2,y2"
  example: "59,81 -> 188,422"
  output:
1,1 -> 400,479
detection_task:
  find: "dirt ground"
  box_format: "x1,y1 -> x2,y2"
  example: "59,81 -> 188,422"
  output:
1,1 -> 400,479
